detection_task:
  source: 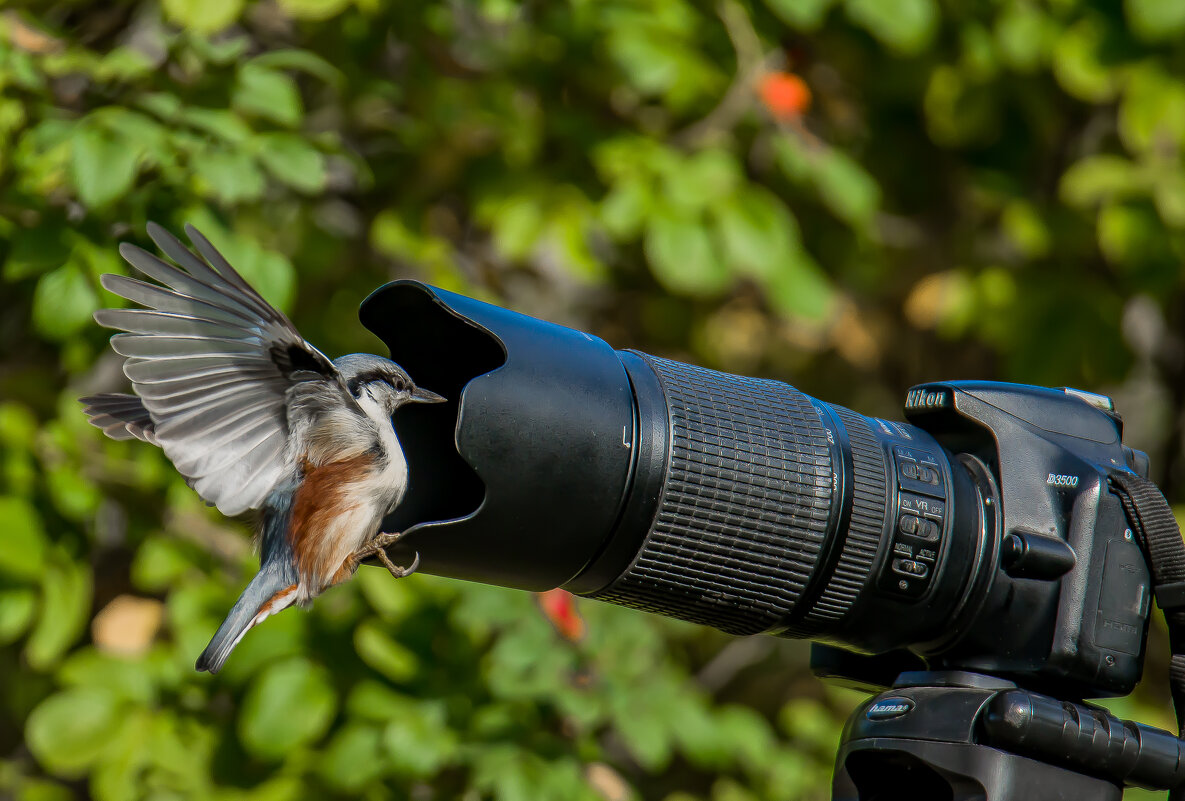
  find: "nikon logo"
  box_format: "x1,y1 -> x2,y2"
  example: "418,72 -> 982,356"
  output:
905,389 -> 950,410
1047,474 -> 1079,488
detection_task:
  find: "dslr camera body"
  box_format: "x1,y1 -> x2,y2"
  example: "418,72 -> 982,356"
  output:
815,379 -> 1151,698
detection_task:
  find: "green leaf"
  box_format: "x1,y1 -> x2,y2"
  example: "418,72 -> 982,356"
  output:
90,709 -> 153,801
277,0 -> 352,21
70,125 -> 139,208
1052,17 -> 1118,103
192,148 -> 266,204
923,65 -> 998,148
382,705 -> 459,778
0,403 -> 38,452
32,263 -> 99,342
251,49 -> 345,88
487,195 -> 545,260
26,688 -> 121,776
46,463 -> 101,521
233,64 -> 303,128
161,0 -> 244,34
0,496 -> 46,580
346,681 -> 414,721
1097,203 -> 1168,267
1060,155 -> 1145,208
607,29 -> 722,108
188,32 -> 250,65
57,649 -> 158,705
1001,200 -> 1050,258
0,588 -> 37,644
660,149 -> 742,215
137,92 -> 182,122
318,724 -> 386,791
15,779 -> 74,801
179,107 -> 253,144
356,562 -> 416,621
26,556 -> 93,670
779,697 -> 841,749
713,705 -> 777,769
645,212 -> 731,296
813,149 -> 880,228
845,0 -> 938,55
601,177 -> 654,240
994,3 -> 1053,73
92,108 -> 171,167
3,225 -> 73,281
613,696 -> 674,771
712,187 -> 798,281
763,0 -> 835,30
765,249 -> 834,321
130,537 -> 193,592
255,133 -> 327,193
238,657 -> 337,759
471,746 -> 557,801
1118,68 -> 1185,155
547,204 -> 606,282
354,619 -> 418,682
669,696 -> 731,768
1154,171 -> 1185,228
1126,0 -> 1185,42
773,135 -> 812,183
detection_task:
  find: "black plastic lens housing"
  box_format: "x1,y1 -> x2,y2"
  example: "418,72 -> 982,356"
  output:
360,281 -> 988,658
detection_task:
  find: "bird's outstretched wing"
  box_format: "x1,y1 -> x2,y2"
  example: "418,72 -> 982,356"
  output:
79,393 -> 159,444
91,223 -> 365,516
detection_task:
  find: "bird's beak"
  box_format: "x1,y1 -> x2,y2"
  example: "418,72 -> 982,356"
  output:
410,386 -> 446,404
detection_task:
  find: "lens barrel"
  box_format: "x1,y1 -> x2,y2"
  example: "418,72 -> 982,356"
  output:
575,352 -> 980,653
360,281 -> 985,656
588,352 -> 838,635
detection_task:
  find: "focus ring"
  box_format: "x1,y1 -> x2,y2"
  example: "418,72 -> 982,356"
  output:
591,354 -> 834,635
784,406 -> 888,636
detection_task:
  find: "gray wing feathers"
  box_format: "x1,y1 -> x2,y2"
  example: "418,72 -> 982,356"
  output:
89,224 -> 353,516
80,393 -> 159,444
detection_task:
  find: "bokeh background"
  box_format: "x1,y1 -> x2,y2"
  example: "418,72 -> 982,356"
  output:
2,0 -> 1185,798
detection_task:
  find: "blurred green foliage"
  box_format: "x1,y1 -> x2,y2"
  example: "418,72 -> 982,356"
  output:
2,0 -> 1185,798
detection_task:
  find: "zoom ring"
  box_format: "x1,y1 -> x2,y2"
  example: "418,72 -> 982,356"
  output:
592,355 -> 834,635
783,406 -> 888,637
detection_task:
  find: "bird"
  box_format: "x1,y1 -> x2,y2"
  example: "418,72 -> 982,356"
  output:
80,223 -> 444,674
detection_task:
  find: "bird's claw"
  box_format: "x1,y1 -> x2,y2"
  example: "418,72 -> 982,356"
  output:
351,530 -> 419,580
375,545 -> 420,579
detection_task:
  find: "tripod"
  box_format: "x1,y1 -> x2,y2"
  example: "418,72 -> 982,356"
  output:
831,670 -> 1185,800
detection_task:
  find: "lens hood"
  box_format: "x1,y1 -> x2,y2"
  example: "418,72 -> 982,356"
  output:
359,281 -> 637,591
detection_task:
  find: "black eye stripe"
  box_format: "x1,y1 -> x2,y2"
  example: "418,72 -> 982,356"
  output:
347,372 -> 408,397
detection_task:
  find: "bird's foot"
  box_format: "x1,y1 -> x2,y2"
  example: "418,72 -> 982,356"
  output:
350,531 -> 420,580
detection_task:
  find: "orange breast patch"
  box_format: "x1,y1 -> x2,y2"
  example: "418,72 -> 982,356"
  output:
290,453 -> 376,579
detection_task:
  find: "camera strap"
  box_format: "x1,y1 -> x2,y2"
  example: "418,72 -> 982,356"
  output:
1109,469 -> 1185,798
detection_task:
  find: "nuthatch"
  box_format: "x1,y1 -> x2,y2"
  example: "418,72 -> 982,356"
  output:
81,224 -> 443,673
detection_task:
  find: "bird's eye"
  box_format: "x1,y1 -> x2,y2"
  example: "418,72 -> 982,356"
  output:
392,378 -> 407,392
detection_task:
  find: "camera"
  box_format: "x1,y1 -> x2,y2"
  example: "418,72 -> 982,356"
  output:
360,281 -> 1185,800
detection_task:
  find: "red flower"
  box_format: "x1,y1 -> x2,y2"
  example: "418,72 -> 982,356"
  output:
536,589 -> 586,642
759,71 -> 811,119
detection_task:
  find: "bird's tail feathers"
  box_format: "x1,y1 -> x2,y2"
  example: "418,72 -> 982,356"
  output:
196,559 -> 299,674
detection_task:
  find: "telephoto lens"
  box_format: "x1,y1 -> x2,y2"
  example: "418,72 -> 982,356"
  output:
363,281 -> 1150,696
363,282 -> 989,659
